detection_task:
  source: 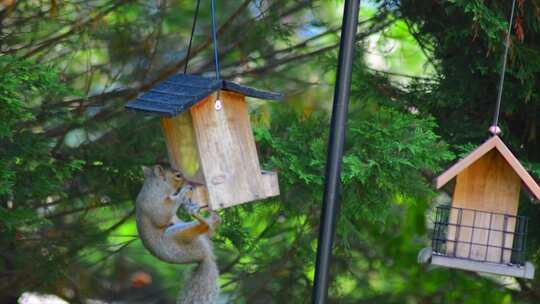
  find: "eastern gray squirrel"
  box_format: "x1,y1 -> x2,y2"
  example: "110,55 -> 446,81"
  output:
135,165 -> 220,304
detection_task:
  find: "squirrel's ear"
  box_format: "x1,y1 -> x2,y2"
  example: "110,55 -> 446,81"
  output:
153,165 -> 165,177
142,166 -> 152,177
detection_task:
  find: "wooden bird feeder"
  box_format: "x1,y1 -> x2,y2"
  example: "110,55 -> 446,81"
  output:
418,135 -> 540,279
126,74 -> 282,210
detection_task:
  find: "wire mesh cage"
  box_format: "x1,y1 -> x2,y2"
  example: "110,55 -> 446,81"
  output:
432,205 -> 528,265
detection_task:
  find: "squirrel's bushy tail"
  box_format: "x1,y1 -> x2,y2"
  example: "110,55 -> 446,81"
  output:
177,256 -> 219,304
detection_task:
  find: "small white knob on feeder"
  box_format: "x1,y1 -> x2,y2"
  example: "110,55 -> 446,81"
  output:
214,99 -> 222,111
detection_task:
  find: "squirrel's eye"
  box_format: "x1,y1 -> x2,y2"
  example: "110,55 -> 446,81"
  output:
175,173 -> 182,179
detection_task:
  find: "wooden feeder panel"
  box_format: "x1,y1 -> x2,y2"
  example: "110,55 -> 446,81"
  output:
447,149 -> 520,263
126,74 -> 282,210
161,112 -> 204,183
419,136 -> 540,279
161,90 -> 279,210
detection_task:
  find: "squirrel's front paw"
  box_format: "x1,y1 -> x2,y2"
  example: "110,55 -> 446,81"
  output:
170,184 -> 193,203
209,212 -> 221,227
178,184 -> 193,198
184,200 -> 201,216
168,192 -> 182,203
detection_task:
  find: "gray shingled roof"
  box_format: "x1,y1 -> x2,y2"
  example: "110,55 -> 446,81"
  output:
125,74 -> 283,117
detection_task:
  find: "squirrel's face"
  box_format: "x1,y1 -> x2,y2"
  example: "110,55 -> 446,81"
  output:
143,165 -> 186,192
138,165 -> 188,227
163,167 -> 186,191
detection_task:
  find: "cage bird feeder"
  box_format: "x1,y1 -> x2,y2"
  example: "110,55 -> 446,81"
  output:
126,74 -> 282,210
418,135 -> 540,279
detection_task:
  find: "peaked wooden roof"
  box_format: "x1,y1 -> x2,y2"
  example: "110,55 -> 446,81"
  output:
435,135 -> 540,202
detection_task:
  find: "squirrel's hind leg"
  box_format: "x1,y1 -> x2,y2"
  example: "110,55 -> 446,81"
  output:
164,219 -> 210,243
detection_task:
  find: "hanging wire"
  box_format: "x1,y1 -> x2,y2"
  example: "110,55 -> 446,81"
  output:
210,0 -> 221,81
490,0 -> 517,135
184,0 -> 202,74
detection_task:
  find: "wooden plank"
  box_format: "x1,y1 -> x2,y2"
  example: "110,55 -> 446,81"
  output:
493,138 -> 540,202
161,113 -> 209,208
261,170 -> 280,197
192,171 -> 277,209
160,113 -> 204,183
435,136 -> 540,202
435,136 -> 498,189
447,150 -> 521,263
190,91 -> 269,210
431,255 -> 534,279
192,186 -> 209,209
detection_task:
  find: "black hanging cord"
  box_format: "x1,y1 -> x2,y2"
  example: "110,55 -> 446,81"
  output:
491,0 -> 517,135
210,0 -> 221,81
184,0 -> 202,74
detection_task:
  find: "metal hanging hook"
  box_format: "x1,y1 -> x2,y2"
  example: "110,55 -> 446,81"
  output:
214,92 -> 222,111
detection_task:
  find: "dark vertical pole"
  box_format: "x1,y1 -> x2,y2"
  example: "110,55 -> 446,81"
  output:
312,1 -> 361,304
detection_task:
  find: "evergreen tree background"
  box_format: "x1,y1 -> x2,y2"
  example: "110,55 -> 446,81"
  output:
1,0 -> 540,303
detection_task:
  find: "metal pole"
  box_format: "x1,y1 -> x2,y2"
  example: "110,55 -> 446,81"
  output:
312,1 -> 360,303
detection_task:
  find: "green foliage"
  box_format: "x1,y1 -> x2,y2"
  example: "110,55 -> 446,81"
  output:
449,0 -> 508,42
1,1 -> 350,301
0,57 -> 104,298
0,56 -> 79,200
256,103 -> 452,223
0,56 -> 73,138
381,0 -> 540,302
238,86 -> 452,301
3,0 -> 540,303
